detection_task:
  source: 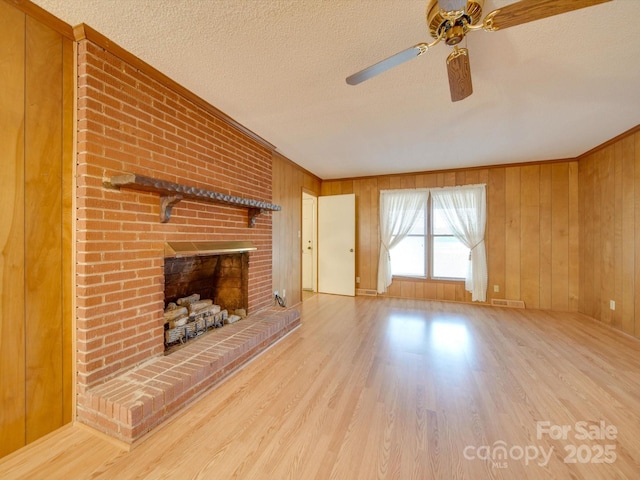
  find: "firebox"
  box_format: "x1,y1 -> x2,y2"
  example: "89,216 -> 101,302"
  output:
163,241 -> 256,352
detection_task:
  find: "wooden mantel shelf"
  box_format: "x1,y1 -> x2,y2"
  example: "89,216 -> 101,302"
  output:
105,173 -> 281,226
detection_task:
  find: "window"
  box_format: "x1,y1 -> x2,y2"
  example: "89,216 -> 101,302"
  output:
431,203 -> 469,279
389,199 -> 468,280
379,185 -> 487,300
389,211 -> 425,277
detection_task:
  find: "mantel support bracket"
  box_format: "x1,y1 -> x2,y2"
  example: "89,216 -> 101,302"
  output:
248,208 -> 266,228
160,195 -> 183,223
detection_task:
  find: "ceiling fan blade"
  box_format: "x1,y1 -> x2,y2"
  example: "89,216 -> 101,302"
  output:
346,43 -> 429,85
486,0 -> 612,31
446,47 -> 472,102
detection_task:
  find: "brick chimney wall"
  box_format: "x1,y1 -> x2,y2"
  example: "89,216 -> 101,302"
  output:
75,38 -> 274,394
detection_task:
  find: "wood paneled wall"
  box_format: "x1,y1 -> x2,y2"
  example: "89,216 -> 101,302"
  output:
0,0 -> 74,458
321,161 -> 580,310
272,153 -> 321,307
579,127 -> 640,338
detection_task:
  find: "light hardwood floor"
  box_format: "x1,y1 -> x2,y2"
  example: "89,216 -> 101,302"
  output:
2,295 -> 640,479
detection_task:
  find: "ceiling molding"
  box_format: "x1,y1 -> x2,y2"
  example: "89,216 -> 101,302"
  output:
72,23 -> 276,152
324,156 -> 580,183
577,124 -> 640,160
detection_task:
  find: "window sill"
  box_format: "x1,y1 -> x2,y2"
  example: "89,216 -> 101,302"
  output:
392,275 -> 464,284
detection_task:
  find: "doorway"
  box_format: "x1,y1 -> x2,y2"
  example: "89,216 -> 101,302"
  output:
302,192 -> 317,297
317,193 -> 356,296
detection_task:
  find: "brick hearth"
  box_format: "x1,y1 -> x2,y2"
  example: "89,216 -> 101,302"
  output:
78,308 -> 300,444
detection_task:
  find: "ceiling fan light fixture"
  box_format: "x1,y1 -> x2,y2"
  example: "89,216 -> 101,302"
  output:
445,23 -> 466,45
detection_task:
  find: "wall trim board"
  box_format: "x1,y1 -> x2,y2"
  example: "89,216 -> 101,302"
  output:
577,124 -> 640,160
72,23 -> 276,152
323,157 -> 578,183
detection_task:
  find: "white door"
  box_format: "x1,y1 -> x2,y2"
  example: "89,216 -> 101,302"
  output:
302,193 -> 316,291
318,194 -> 355,296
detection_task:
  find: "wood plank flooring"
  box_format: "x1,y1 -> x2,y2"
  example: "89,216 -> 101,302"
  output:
2,295 -> 640,479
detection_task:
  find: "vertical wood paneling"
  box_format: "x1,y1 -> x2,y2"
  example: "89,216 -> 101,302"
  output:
551,163 -> 570,311
62,36 -> 74,424
621,136 -> 635,335
25,16 -> 64,441
613,142 -> 624,329
539,165 -> 552,310
635,132 -> 640,338
355,179 -> 375,290
520,165 -> 540,308
272,154 -> 321,306
465,170 -> 480,185
581,156 -> 595,316
424,282 -> 437,299
568,162 -> 580,312
320,181 -> 332,196
443,172 -> 456,186
599,147 -> 615,323
578,127 -> 640,340
320,162 -> 580,310
443,283 -> 456,301
389,176 -> 402,189
592,151 -> 602,320
368,178 -> 379,290
487,168 -> 506,300
353,180 -> 362,287
400,175 -> 415,189
505,167 -> 521,301
1,1 -> 74,457
0,1 -> 26,457
377,176 -> 390,191
271,157 -> 283,298
400,281 -> 415,299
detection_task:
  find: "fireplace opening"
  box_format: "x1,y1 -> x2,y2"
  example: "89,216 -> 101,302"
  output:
163,242 -> 254,354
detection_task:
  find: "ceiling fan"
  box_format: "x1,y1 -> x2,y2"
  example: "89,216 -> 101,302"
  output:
346,0 -> 612,102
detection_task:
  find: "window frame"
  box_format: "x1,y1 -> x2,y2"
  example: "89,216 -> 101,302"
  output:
390,197 -> 467,282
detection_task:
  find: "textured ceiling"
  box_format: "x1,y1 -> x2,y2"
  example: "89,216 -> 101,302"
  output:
32,0 -> 640,179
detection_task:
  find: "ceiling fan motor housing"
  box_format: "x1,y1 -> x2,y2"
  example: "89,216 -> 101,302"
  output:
444,19 -> 469,45
427,0 -> 484,40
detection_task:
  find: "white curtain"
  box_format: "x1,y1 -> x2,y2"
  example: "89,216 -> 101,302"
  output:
430,184 -> 487,301
377,189 -> 427,293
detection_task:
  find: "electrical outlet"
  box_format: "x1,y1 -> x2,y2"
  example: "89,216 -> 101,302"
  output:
356,277 -> 360,283
493,285 -> 500,293
282,289 -> 286,298
610,300 -> 616,311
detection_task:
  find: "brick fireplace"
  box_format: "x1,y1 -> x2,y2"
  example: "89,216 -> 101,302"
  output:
74,28 -> 299,443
